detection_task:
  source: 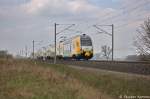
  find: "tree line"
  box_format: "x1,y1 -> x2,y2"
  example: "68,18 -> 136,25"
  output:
0,50 -> 13,59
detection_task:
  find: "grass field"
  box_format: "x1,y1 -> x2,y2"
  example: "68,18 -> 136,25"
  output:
0,58 -> 150,99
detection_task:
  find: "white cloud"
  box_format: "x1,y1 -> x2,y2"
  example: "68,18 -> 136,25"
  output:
21,0 -> 103,16
22,0 -> 50,14
68,0 -> 99,13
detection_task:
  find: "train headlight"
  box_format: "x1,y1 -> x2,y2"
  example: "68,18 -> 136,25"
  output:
85,52 -> 90,57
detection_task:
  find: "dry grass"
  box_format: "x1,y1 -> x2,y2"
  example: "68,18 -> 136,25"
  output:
39,61 -> 150,98
0,59 -> 112,99
1,59 -> 149,99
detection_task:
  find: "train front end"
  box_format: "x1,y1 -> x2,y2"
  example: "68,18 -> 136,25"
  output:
80,34 -> 93,60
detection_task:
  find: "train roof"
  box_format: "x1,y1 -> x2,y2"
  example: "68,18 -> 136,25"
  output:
72,34 -> 91,39
59,34 -> 91,44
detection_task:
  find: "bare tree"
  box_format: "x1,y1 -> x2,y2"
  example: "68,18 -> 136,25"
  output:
101,45 -> 112,60
134,18 -> 150,60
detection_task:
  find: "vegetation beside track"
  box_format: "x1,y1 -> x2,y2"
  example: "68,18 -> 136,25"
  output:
0,58 -> 150,99
38,60 -> 150,98
0,59 -> 110,99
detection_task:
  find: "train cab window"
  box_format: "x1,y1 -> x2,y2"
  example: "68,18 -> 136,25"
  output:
81,37 -> 92,46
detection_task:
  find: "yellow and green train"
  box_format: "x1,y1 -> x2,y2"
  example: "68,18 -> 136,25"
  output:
58,34 -> 93,60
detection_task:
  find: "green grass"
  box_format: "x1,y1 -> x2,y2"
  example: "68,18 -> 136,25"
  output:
0,58 -> 150,99
0,59 -> 105,99
37,60 -> 150,98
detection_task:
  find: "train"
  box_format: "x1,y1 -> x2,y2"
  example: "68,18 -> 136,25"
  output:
57,34 -> 93,60
35,34 -> 93,60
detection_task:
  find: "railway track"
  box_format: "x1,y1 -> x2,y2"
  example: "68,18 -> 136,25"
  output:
44,60 -> 150,75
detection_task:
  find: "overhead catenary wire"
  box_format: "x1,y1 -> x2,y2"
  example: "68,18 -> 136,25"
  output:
56,24 -> 75,35
97,0 -> 150,24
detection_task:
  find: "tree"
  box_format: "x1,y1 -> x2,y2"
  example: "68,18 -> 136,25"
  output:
134,17 -> 150,60
101,45 -> 112,60
0,50 -> 13,59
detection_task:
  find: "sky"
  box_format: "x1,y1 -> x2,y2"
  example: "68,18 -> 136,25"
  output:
0,0 -> 150,59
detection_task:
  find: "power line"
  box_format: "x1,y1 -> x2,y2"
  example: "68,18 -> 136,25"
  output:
56,24 -> 75,35
93,24 -> 114,61
97,1 -> 149,24
54,23 -> 75,64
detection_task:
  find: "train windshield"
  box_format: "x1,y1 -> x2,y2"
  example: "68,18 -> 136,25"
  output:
81,37 -> 92,46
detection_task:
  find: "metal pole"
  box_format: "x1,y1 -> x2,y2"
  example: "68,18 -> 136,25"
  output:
112,24 -> 114,61
59,42 -> 60,55
54,23 -> 57,64
25,45 -> 27,57
33,40 -> 34,59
